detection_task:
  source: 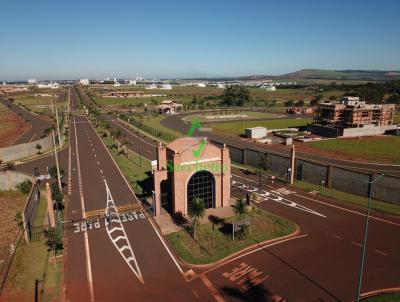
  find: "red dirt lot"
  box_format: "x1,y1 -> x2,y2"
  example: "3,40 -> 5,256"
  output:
0,104 -> 31,147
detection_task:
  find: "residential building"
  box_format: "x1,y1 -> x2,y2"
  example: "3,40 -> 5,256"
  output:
155,100 -> 183,114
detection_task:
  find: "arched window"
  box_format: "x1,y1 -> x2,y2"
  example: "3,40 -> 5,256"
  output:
187,170 -> 215,210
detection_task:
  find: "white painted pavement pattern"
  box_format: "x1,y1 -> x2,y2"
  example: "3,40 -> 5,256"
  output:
103,179 -> 144,284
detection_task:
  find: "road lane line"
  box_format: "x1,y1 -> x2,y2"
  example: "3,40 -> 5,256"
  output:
232,173 -> 400,227
293,193 -> 400,227
332,234 -> 341,239
147,216 -> 184,274
374,249 -> 388,256
88,120 -> 186,275
202,234 -> 309,275
352,241 -> 362,247
68,145 -> 72,196
73,118 -> 95,302
200,274 -> 225,302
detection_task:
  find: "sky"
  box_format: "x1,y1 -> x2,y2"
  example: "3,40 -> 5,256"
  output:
0,0 -> 399,80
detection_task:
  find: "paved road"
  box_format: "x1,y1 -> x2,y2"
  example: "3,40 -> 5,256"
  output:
0,95 -> 55,145
86,103 -> 400,301
160,112 -> 400,176
15,88 -> 399,301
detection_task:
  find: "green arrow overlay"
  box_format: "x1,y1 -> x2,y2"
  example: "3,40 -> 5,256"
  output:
187,119 -> 201,137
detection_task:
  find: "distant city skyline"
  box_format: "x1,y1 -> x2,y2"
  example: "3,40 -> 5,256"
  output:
0,0 -> 399,80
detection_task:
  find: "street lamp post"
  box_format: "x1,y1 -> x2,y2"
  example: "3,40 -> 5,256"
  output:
356,173 -> 385,302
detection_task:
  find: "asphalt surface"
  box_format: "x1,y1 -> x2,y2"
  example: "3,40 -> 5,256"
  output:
160,112 -> 400,176
0,96 -> 54,145
15,88 -> 400,302
90,106 -> 400,301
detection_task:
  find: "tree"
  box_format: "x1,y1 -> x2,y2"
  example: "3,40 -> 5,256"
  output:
231,199 -> 249,240
44,227 -> 63,268
188,197 -> 205,239
258,154 -> 270,171
51,183 -> 63,207
310,94 -> 323,106
231,199 -> 248,221
284,99 -> 295,107
221,86 -> 250,107
295,100 -> 305,107
49,165 -> 64,179
35,144 -> 42,154
16,179 -> 32,194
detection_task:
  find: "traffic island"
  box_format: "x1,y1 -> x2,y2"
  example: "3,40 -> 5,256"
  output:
166,209 -> 297,265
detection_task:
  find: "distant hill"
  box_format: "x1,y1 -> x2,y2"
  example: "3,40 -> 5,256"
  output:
280,69 -> 400,81
186,69 -> 400,82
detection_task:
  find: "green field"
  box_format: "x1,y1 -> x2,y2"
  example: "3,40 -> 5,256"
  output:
308,136 -> 400,164
294,180 -> 400,217
183,110 -> 281,122
89,85 -> 347,108
166,209 -> 296,264
136,115 -> 183,138
210,118 -> 312,136
6,241 -> 62,302
362,292 -> 400,302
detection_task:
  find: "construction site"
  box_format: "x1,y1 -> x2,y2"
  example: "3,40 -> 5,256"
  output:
309,97 -> 397,137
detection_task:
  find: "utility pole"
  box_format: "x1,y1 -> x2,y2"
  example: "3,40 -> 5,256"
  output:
55,106 -> 62,150
139,143 -> 142,167
356,173 -> 385,302
52,131 -> 62,192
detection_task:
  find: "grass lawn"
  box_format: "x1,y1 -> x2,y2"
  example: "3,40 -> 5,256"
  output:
166,209 -> 296,264
100,133 -> 152,195
5,241 -> 62,302
294,180 -> 400,217
137,115 -> 183,138
362,292 -> 400,301
210,118 -> 312,136
393,115 -> 400,124
307,136 -> 400,164
183,110 -> 281,122
0,191 -> 26,259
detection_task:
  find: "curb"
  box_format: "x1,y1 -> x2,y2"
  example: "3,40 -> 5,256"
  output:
351,287 -> 400,301
166,223 -> 301,270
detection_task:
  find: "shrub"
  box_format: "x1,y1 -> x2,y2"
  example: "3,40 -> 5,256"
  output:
16,179 -> 32,194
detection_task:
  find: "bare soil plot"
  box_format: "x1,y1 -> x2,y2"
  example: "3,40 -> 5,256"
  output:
0,103 -> 30,147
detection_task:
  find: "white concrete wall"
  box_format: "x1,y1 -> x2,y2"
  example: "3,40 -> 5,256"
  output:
0,171 -> 34,190
342,125 -> 397,137
0,135 -> 53,162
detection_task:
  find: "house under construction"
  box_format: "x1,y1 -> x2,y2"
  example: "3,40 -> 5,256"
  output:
309,97 -> 396,137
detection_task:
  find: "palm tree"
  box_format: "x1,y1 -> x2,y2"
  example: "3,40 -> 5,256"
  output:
188,197 -> 205,239
231,198 -> 247,221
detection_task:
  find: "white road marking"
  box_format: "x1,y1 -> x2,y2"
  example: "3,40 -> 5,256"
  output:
73,118 -> 95,302
352,241 -> 363,247
293,192 -> 400,227
203,234 -> 309,275
94,154 -> 96,158
68,145 -> 72,196
100,169 -> 103,174
103,180 -> 144,283
332,234 -> 341,239
97,161 -> 100,165
232,173 -> 400,228
374,249 -> 388,256
232,178 -> 326,218
88,121 -> 186,276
